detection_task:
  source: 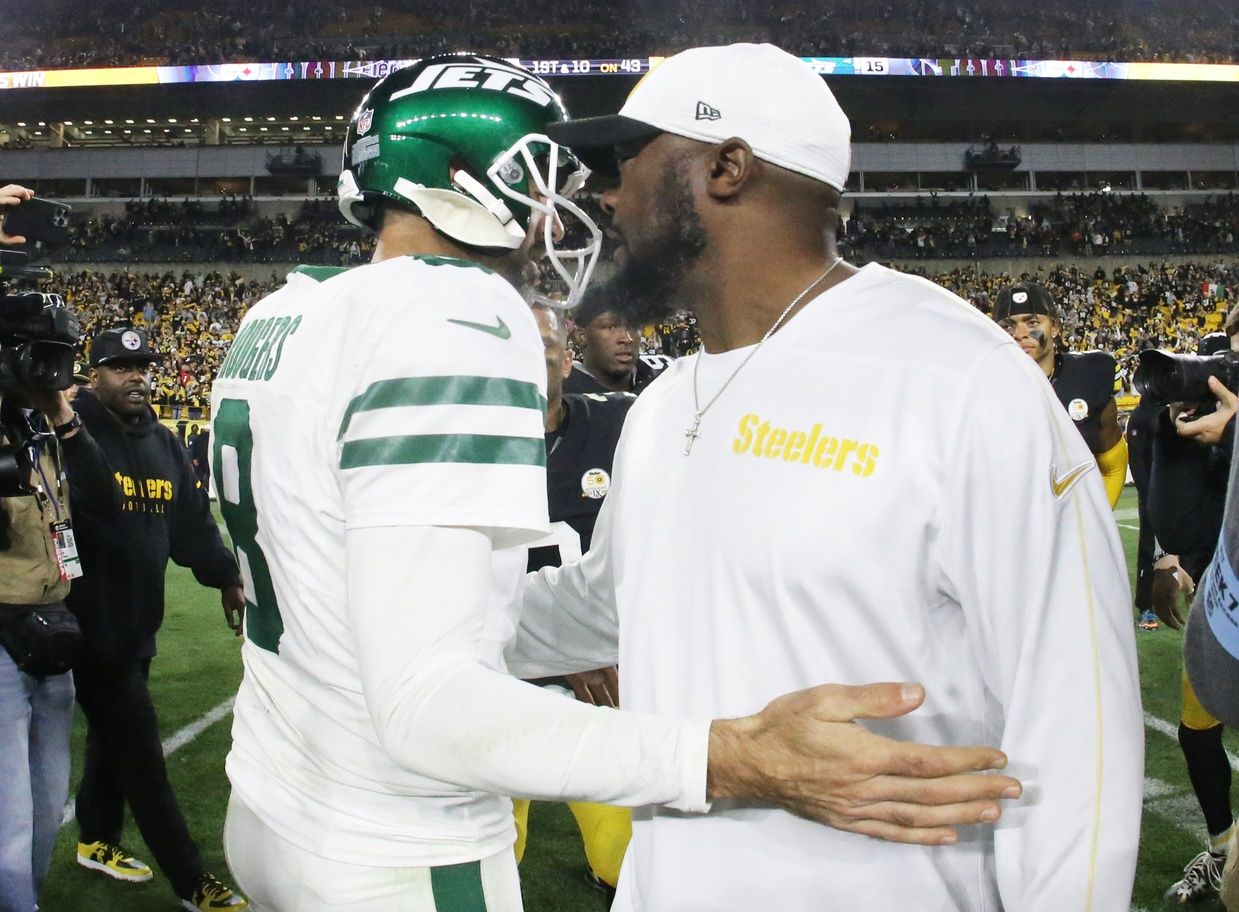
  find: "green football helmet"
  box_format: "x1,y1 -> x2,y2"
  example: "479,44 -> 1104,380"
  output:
338,53 -> 600,303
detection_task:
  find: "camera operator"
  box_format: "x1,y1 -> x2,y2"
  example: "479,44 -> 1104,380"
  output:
1,184 -> 121,912
1142,309 -> 1238,903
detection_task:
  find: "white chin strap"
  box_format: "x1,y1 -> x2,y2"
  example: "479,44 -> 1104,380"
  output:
487,134 -> 601,308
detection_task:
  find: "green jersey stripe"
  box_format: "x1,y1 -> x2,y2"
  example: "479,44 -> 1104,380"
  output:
340,433 -> 546,470
429,859 -> 487,911
339,376 -> 545,440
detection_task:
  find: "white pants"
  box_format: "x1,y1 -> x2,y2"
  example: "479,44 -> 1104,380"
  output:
223,793 -> 524,912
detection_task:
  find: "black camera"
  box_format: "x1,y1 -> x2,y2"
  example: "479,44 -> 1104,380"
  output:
1134,349 -> 1239,405
0,250 -> 79,394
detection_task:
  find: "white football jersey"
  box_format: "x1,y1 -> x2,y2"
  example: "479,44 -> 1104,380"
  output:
211,256 -> 550,866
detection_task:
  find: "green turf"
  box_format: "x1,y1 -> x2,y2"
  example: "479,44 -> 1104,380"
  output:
30,490 -> 1237,911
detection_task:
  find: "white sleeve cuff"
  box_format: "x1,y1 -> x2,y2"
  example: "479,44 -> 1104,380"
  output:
666,719 -> 713,813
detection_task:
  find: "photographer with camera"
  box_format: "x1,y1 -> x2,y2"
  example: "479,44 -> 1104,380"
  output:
1134,309 -> 1238,902
1,184 -> 120,912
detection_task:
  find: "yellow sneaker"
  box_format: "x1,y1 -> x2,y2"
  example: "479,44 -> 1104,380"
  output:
180,873 -> 248,911
75,840 -> 153,883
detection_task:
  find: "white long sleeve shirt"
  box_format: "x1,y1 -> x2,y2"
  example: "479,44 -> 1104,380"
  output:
513,263 -> 1143,911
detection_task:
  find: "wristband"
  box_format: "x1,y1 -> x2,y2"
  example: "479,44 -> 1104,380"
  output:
53,413 -> 83,438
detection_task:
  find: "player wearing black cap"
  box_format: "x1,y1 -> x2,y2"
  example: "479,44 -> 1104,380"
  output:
993,281 -> 1128,508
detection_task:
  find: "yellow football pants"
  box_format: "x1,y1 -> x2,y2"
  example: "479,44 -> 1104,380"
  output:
512,798 -> 631,888
1183,667 -> 1223,731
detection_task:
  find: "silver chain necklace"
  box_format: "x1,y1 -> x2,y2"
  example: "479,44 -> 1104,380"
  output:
684,256 -> 844,456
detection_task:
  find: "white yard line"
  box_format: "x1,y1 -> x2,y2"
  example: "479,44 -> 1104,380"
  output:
62,697 -> 235,826
1144,711 -> 1239,771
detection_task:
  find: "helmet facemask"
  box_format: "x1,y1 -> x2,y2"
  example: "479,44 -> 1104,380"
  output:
486,134 -> 600,308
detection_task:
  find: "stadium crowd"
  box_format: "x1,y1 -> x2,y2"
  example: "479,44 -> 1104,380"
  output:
842,192 -> 1239,260
1,0 -> 1235,71
55,192 -> 1239,268
49,256 -> 1234,413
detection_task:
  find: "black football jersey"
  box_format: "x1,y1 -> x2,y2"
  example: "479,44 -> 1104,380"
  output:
1051,350 -> 1116,454
527,392 -> 635,573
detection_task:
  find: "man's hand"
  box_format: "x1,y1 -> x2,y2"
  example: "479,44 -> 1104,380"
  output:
16,387 -> 74,427
707,682 -> 1021,846
1151,564 -> 1195,630
1175,376 -> 1237,448
0,184 -> 33,244
221,585 -> 245,636
565,666 -> 619,707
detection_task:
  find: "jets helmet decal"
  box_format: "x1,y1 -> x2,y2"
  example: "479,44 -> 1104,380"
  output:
338,53 -> 600,304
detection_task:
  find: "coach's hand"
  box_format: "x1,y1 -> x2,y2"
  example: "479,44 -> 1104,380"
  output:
222,584 -> 245,636
706,682 -> 1020,846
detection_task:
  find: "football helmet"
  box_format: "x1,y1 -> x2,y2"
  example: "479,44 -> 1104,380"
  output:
339,53 -> 600,303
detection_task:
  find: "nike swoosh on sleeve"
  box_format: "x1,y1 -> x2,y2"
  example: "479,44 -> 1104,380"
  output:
446,316 -> 511,339
1050,460 -> 1095,498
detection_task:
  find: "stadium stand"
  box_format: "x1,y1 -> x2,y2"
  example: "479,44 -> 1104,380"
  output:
0,0 -> 1236,70
53,255 -> 1232,416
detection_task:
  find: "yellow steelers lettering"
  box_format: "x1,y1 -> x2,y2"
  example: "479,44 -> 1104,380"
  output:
730,413 -> 880,477
833,438 -> 859,471
732,413 -> 758,454
783,430 -> 806,462
801,424 -> 822,464
765,428 -> 787,459
853,443 -> 880,478
812,436 -> 838,467
752,420 -> 772,457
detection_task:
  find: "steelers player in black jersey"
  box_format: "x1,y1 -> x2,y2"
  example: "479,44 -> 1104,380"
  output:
510,298 -> 635,901
564,283 -> 668,396
993,282 -> 1128,508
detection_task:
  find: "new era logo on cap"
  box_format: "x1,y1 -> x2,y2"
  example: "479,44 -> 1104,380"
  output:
695,101 -> 722,121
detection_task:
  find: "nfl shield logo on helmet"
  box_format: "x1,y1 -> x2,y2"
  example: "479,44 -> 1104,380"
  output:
357,108 -> 374,135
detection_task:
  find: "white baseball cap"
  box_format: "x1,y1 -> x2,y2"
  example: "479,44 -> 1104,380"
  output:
547,43 -> 851,191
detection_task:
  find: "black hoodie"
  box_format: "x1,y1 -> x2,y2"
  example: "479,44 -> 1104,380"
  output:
67,389 -> 240,661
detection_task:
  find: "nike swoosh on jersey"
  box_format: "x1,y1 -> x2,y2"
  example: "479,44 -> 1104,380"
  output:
446,316 -> 511,339
1050,460 -> 1095,498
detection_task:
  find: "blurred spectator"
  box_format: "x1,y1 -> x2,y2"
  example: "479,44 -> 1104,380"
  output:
0,0 -> 1235,71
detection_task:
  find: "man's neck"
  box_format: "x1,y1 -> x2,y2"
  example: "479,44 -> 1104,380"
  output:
686,242 -> 854,354
372,212 -> 522,287
583,363 -> 634,393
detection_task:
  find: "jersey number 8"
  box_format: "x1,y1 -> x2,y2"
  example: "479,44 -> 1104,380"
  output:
212,398 -> 284,653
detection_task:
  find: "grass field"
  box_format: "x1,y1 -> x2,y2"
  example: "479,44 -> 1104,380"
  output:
31,489 -> 1239,911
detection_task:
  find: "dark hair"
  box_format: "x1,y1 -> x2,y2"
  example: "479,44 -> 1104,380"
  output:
1226,304 -> 1239,340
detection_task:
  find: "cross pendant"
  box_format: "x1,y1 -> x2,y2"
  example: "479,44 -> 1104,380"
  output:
683,415 -> 702,456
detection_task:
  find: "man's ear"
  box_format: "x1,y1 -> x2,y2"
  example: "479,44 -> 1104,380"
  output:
705,138 -> 758,202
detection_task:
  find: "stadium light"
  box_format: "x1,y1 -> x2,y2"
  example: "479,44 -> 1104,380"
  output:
63,120 -> 73,125
266,116 -> 275,121
290,116 -> 298,121
36,121 -> 45,126
125,119 -> 134,124
146,118 -> 155,123
104,119 -> 113,124
83,119 -> 93,125
16,122 -> 25,127
311,115 -> 321,121
221,117 -> 232,122
244,116 -> 253,122
168,118 -> 177,123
